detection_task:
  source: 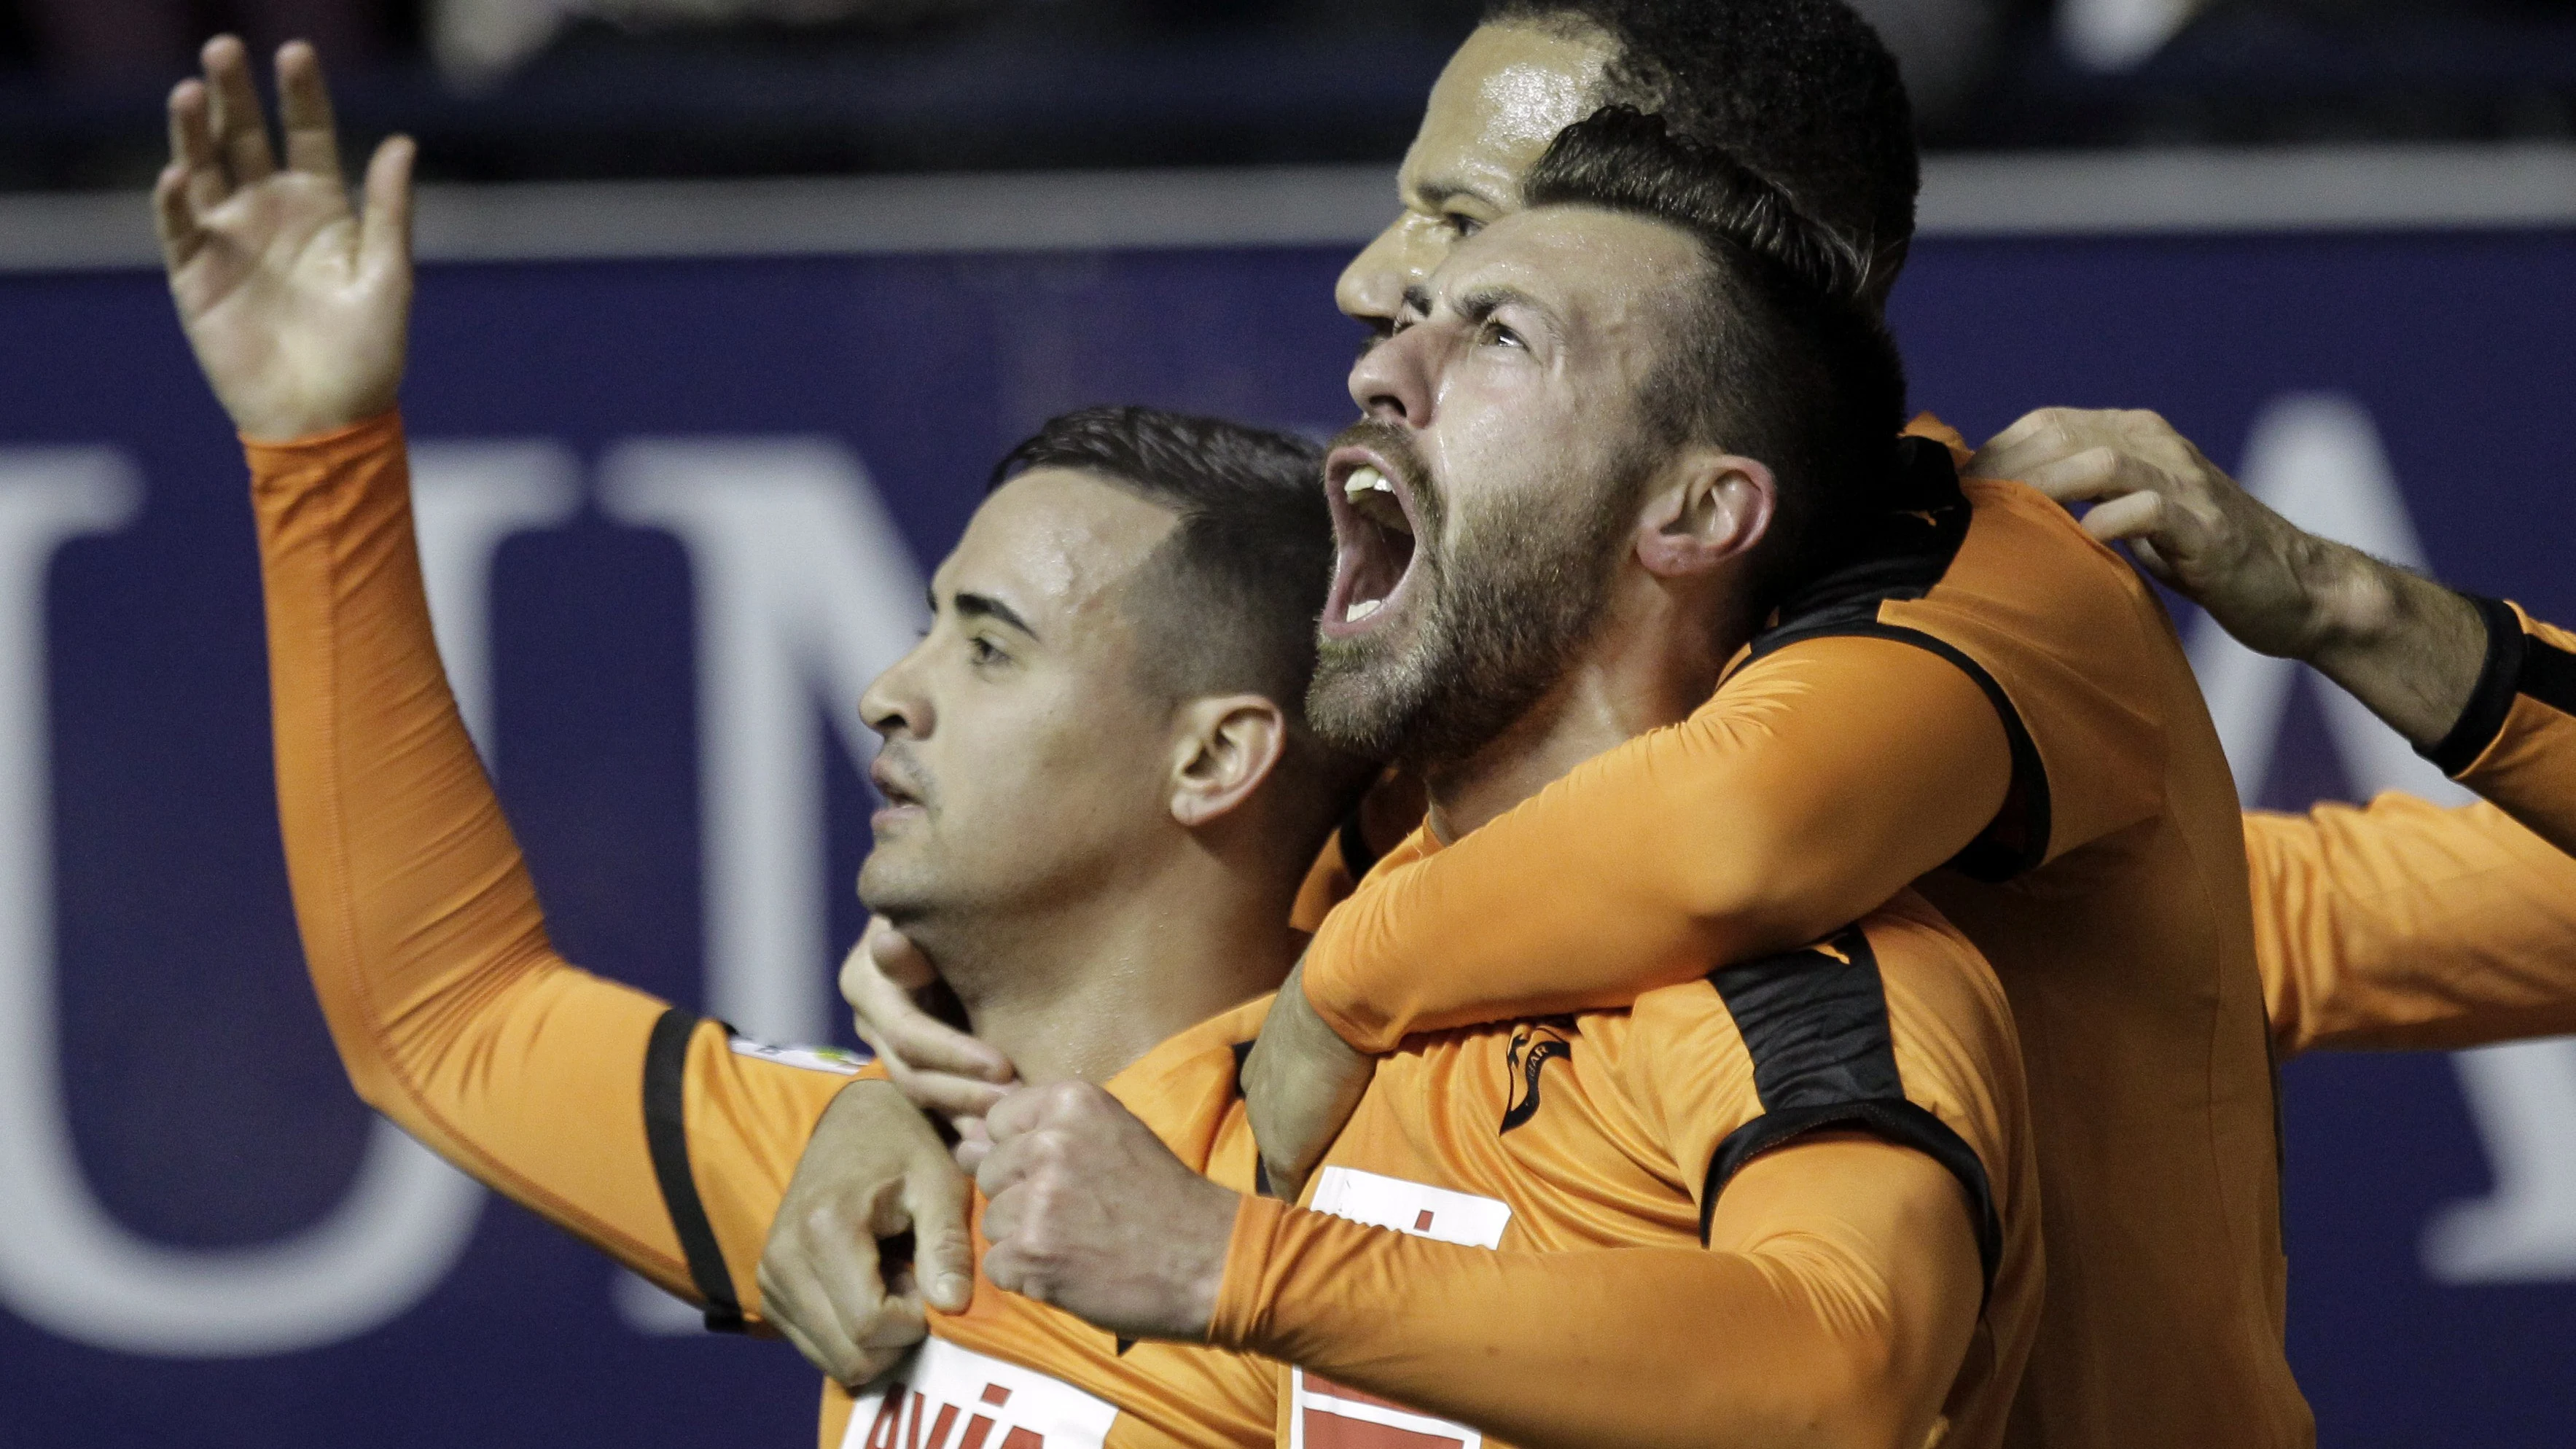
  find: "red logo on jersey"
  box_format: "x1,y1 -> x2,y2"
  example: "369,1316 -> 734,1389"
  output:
1298,1373 -> 1476,1448
862,1380 -> 1045,1449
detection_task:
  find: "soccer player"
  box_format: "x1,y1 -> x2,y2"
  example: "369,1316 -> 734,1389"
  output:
158,37 -> 1334,1446
961,106 -> 2042,1449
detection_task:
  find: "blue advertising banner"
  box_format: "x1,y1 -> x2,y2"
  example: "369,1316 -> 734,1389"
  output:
0,225 -> 2569,1448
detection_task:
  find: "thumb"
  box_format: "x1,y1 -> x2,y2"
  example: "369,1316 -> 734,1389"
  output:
867,915 -> 940,992
358,135 -> 415,283
907,1163 -> 977,1313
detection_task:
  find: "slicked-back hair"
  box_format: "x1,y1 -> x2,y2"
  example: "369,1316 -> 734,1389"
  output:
1523,106 -> 1907,609
989,405 -> 1337,732
1483,0 -> 1918,298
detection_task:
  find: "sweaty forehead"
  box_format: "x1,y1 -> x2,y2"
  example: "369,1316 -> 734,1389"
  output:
1409,23 -> 1612,200
941,469 -> 1179,627
1442,206 -> 1708,323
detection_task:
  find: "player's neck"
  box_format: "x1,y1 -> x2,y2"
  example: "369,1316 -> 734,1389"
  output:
1424,584 -> 1730,842
934,858 -> 1303,1087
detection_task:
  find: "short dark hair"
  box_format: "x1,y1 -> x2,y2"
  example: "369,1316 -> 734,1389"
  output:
1523,106 -> 1907,607
990,405 -> 1335,728
1483,0 -> 1918,297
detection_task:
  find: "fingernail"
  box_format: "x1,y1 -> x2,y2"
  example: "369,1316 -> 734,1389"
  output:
937,1273 -> 971,1308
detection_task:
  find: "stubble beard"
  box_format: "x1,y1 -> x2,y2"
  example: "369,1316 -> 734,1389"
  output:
1307,461 -> 1636,776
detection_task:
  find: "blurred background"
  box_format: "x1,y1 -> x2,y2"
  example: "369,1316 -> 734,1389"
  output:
1,1 -> 2575,1448
5,0 -> 2576,184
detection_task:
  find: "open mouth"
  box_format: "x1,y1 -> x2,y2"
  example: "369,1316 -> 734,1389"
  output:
1321,445 -> 1423,639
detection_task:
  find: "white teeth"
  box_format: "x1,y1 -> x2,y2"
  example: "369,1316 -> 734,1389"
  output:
1346,598 -> 1383,622
1343,466 -> 1392,499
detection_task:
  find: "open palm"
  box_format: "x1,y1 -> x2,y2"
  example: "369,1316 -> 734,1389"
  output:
155,36 -> 414,442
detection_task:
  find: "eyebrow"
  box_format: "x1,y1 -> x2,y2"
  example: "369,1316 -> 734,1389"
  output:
952,589 -> 1039,641
1410,173 -> 1493,212
1455,282 -> 1554,334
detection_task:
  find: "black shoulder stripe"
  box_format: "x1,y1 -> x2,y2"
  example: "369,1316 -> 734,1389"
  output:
1700,1099 -> 2003,1298
1702,929 -> 2003,1297
643,1007 -> 746,1333
1336,807 -> 1382,887
1746,622 -> 2049,883
2423,594 -> 2529,776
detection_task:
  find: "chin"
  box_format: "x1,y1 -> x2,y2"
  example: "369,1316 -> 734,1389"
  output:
856,852 -> 933,921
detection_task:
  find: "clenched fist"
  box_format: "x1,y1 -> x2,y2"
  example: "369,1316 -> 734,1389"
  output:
975,1081 -> 1241,1342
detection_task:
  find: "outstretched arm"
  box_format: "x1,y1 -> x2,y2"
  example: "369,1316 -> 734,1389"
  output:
1965,407 -> 2486,747
2247,794 -> 2576,1056
165,36 -> 959,1348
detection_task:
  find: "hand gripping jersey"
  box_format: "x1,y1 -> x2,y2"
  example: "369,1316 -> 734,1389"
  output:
1291,425 -> 2308,1448
1218,868 -> 2039,1449
245,413 -> 1278,1449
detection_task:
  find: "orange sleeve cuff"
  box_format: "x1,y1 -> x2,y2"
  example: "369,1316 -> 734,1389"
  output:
241,407 -> 405,466
1208,1192 -> 1290,1351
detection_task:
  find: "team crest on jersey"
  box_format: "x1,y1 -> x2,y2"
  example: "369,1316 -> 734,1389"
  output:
1498,1019 -> 1573,1134
842,1337 -> 1117,1449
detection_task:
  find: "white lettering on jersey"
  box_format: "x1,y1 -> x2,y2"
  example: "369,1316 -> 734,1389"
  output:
840,1337 -> 1118,1449
1289,1168 -> 1513,1449
727,1036 -> 866,1076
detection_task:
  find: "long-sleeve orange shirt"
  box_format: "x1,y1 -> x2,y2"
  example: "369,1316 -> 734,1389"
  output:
1290,426 -> 2307,1449
249,413 -> 1280,1449
1219,867 -> 2038,1449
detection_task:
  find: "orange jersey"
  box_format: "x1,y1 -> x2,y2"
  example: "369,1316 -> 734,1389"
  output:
247,413 -> 1279,1449
1222,865 -> 2037,1449
2247,793 -> 2576,1054
1292,423 -> 2303,1448
2426,596 -> 2576,856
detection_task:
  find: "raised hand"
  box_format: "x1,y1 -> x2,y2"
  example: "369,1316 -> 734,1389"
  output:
1969,406 -> 2484,746
155,36 -> 415,442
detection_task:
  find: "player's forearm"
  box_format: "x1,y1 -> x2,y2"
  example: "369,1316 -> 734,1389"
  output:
1211,1200 -> 1939,1449
248,412 -> 582,1133
2290,542 -> 2487,749
1298,640 -> 2010,1051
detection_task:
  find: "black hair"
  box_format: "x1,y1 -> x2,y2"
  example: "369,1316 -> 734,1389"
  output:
990,405 -> 1337,730
1523,105 -> 1908,608
1482,0 -> 1919,297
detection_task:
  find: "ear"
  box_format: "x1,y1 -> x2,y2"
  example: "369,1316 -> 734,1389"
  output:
1168,695 -> 1290,830
1634,450 -> 1776,579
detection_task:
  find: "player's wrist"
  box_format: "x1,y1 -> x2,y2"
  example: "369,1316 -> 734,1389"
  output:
232,396 -> 403,448
2287,536 -> 2400,665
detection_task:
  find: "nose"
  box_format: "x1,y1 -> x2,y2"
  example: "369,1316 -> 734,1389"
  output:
1335,216 -> 1415,328
1346,311 -> 1437,426
859,641 -> 932,741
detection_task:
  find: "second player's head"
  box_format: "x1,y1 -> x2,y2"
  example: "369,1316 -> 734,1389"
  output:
1337,0 -> 1916,329
859,407 -> 1365,967
1309,108 -> 1904,775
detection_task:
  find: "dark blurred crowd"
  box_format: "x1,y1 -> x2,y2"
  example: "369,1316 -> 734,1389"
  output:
4,0 -> 2576,188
